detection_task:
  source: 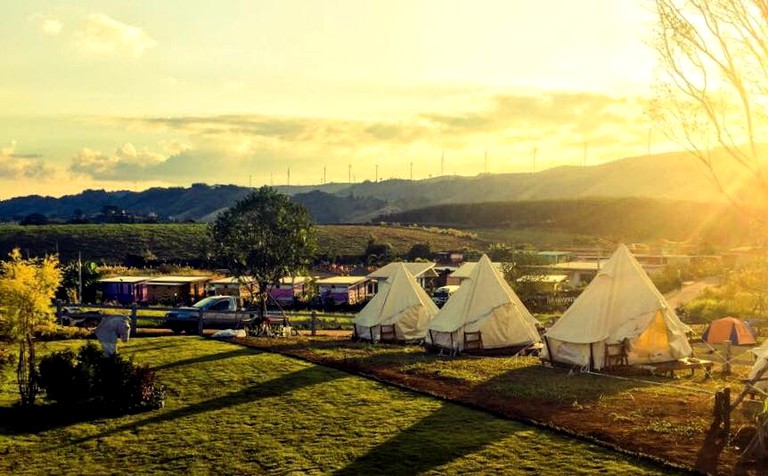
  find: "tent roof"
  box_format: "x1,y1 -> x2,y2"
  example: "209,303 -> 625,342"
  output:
702,316 -> 756,345
355,263 -> 438,327
429,254 -> 537,333
545,244 -> 691,345
367,262 -> 437,279
448,261 -> 503,280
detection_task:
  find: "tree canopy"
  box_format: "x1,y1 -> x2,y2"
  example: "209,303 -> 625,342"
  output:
652,0 -> 768,208
209,187 -> 316,310
0,249 -> 61,405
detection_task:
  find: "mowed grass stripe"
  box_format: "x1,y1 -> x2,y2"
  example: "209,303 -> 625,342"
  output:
1,338 -> 676,475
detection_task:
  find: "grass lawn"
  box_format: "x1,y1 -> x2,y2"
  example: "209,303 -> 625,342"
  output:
0,337 -> 674,475
231,336 -> 761,474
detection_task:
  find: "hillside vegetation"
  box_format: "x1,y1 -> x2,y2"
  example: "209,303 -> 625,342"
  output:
383,197 -> 752,248
0,224 -> 484,263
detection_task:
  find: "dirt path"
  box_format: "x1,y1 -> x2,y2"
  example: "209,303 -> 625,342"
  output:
665,278 -> 718,309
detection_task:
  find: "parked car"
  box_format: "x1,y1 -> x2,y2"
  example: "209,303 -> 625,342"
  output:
163,296 -> 254,334
432,285 -> 460,308
60,306 -> 104,330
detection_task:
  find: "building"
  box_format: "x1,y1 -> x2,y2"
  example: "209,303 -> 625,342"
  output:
99,276 -> 152,304
366,262 -> 438,292
316,276 -> 374,305
268,277 -> 310,306
207,276 -> 255,299
145,276 -> 211,305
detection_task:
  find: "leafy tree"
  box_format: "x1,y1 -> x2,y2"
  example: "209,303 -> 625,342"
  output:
501,250 -> 548,307
406,242 -> 432,261
0,249 -> 61,406
652,0 -> 768,208
20,213 -> 49,226
209,187 -> 316,319
57,259 -> 102,304
364,237 -> 393,266
487,243 -> 515,262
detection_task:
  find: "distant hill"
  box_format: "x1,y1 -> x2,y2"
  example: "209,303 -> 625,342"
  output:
0,151 -> 738,224
0,224 -> 485,263
382,197 -> 754,247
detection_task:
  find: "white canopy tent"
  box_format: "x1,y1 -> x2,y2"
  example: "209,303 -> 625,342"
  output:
747,341 -> 768,397
353,263 -> 439,342
542,244 -> 692,370
426,254 -> 540,352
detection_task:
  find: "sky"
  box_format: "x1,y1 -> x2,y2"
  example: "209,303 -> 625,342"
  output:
0,0 -> 670,199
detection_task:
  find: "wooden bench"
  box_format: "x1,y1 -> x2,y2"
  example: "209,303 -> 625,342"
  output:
463,331 -> 483,352
649,358 -> 714,378
604,339 -> 629,369
379,324 -> 397,343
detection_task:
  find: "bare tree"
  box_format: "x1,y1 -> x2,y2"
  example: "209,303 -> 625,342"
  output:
651,0 -> 768,208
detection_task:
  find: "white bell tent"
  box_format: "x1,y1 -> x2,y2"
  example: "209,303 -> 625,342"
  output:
542,244 -> 692,370
353,263 -> 438,342
426,254 -> 540,352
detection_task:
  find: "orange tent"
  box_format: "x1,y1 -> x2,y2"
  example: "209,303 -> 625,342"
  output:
702,317 -> 757,346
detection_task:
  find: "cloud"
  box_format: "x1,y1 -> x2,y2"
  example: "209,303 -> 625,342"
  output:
42,18 -> 63,35
70,143 -> 172,180
0,141 -> 51,179
29,13 -> 63,36
87,90 -> 652,184
75,14 -> 156,57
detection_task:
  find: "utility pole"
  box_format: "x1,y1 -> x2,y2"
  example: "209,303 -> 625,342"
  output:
647,127 -> 652,156
287,167 -> 291,186
78,251 -> 82,305
441,150 -> 445,176
323,165 -> 327,184
348,164 -> 352,183
375,164 -> 378,182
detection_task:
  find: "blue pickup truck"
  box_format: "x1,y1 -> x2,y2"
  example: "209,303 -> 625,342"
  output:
163,296 -> 254,334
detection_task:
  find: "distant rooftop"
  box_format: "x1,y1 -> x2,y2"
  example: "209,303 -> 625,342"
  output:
99,276 -> 153,284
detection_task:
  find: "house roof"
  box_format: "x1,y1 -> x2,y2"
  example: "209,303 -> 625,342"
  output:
99,276 -> 153,284
316,276 -> 369,286
208,276 -> 254,285
548,261 -> 602,271
449,261 -> 503,280
517,274 -> 569,284
367,262 -> 437,279
146,276 -> 211,284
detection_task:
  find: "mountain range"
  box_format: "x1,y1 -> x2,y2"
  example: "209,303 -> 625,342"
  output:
0,151 -> 735,224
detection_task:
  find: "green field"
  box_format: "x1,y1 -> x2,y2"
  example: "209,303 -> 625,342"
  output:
0,337 -> 673,474
0,224 -> 485,263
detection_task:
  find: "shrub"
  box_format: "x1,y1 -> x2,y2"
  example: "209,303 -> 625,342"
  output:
38,349 -> 83,403
37,343 -> 165,412
35,325 -> 93,341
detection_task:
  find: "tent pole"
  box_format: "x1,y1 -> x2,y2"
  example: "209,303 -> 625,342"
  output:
544,336 -> 554,365
589,343 -> 594,371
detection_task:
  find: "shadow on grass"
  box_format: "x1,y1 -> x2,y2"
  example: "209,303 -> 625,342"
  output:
152,347 -> 256,372
72,364 -> 344,444
0,404 -> 123,436
334,402 -> 519,476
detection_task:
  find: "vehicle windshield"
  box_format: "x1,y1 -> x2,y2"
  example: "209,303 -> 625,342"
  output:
433,290 -> 449,298
192,297 -> 221,309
